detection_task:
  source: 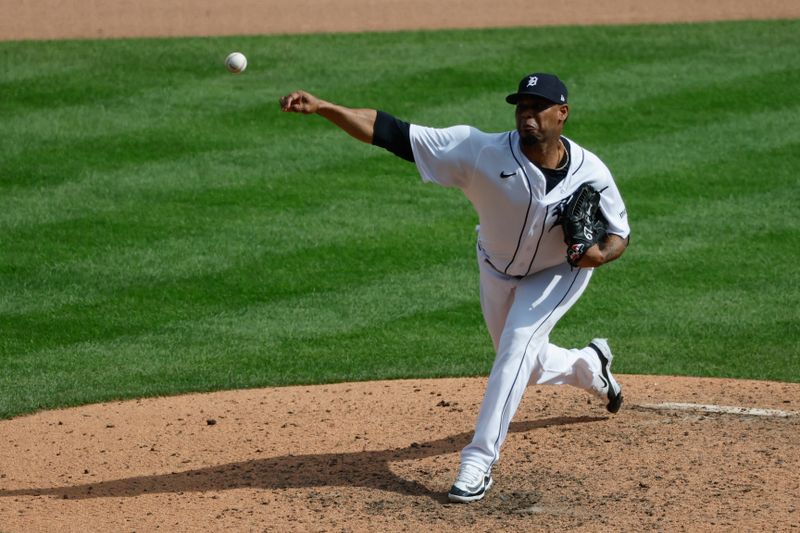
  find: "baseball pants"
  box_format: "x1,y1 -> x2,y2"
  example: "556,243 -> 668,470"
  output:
460,256 -> 601,473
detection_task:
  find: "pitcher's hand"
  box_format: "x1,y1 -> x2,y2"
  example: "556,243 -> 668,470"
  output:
279,90 -> 321,114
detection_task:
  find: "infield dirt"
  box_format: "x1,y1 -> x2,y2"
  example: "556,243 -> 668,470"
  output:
1,2 -> 799,532
1,376 -> 798,531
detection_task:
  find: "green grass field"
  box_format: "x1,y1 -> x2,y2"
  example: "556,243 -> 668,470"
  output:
1,19 -> 798,419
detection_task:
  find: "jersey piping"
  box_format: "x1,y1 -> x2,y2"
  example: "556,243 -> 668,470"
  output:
524,206 -> 549,276
570,145 -> 585,176
504,132 -> 534,275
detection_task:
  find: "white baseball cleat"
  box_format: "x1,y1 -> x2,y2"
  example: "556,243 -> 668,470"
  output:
588,338 -> 623,414
447,464 -> 493,503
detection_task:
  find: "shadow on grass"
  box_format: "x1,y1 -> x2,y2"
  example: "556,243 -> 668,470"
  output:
0,416 -> 605,503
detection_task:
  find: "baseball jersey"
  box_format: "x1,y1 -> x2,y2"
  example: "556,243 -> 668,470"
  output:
409,125 -> 630,277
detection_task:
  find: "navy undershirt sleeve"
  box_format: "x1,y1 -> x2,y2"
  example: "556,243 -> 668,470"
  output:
372,110 -> 414,162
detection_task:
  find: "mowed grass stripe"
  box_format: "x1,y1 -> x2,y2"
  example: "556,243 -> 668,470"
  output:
578,66 -> 800,148
8,259 -> 477,365
1,265 -> 485,416
623,141 -> 799,221
0,136 -> 414,231
629,186 -> 797,290
1,157 -> 457,316
630,148 -> 798,236
570,28 -> 797,110
2,215 -> 475,351
1,300 -> 489,417
2,154 -> 431,263
601,105 -> 800,181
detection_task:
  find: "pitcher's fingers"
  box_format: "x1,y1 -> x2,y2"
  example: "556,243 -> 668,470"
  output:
279,92 -> 301,111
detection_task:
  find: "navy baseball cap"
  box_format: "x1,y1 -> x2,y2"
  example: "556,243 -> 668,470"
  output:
506,73 -> 568,105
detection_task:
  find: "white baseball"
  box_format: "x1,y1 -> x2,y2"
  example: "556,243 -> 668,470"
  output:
225,52 -> 247,74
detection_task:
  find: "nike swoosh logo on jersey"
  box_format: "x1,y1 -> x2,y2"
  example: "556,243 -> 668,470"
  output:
500,170 -> 517,178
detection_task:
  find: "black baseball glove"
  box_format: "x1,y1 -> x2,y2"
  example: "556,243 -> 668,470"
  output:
560,183 -> 608,267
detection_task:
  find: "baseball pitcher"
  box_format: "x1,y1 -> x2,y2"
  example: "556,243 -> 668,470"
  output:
279,72 -> 630,503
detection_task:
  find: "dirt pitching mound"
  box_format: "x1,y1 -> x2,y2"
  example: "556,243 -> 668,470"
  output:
1,375 -> 798,531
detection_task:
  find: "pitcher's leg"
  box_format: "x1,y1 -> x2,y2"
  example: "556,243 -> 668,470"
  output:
530,341 -> 623,412
460,327 -> 545,472
531,344 -> 601,388
460,264 -> 593,473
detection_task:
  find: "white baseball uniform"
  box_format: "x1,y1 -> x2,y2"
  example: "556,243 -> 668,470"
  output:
409,124 -> 630,474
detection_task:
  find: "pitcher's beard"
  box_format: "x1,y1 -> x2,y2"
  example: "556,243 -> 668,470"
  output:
519,134 -> 540,147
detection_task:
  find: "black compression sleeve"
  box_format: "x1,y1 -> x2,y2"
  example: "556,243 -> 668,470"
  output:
372,110 -> 414,162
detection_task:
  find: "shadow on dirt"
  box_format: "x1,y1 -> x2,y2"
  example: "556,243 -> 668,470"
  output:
1,415 -> 605,502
